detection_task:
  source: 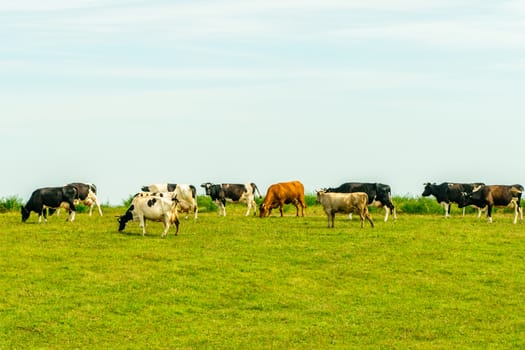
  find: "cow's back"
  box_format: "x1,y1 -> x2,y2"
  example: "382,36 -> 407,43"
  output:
268,181 -> 304,201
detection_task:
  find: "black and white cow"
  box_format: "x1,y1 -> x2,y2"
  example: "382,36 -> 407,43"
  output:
117,192 -> 180,237
324,182 -> 396,222
422,182 -> 485,218
200,182 -> 262,216
21,185 -> 78,223
141,183 -> 198,220
53,182 -> 102,217
458,184 -> 523,224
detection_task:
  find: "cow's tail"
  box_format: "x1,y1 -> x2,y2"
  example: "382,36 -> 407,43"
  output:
88,183 -> 98,194
189,185 -> 197,199
252,183 -> 262,198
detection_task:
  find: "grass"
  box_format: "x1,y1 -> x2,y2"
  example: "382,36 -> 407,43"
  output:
1,201 -> 524,349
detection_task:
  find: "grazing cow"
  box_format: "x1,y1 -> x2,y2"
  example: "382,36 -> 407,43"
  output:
117,192 -> 180,237
21,185 -> 78,223
324,182 -> 396,221
316,190 -> 374,228
142,183 -> 198,220
422,182 -> 486,217
259,180 -> 306,217
458,184 -> 523,224
54,182 -> 102,217
200,182 -> 262,216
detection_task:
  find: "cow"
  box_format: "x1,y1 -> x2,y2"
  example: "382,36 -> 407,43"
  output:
21,185 -> 78,223
200,182 -> 262,216
117,192 -> 180,237
316,190 -> 374,228
53,182 -> 102,217
141,183 -> 198,220
422,182 -> 486,218
324,182 -> 396,222
458,184 -> 523,224
259,180 -> 306,218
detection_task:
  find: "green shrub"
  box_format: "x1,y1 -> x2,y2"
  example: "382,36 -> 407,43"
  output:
197,195 -> 218,213
0,196 -> 23,213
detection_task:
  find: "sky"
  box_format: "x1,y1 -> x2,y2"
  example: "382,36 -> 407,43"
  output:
1,0 -> 525,205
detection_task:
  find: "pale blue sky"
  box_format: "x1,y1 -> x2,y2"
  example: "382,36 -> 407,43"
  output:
2,0 -> 524,205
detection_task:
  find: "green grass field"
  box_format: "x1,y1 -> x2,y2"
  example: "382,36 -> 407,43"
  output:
1,200 -> 524,349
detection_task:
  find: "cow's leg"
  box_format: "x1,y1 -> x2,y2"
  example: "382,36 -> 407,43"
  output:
161,216 -> 170,238
330,212 -> 335,228
300,200 -> 306,217
366,210 -> 375,228
252,199 -> 257,216
90,199 -> 103,216
68,210 -> 76,222
383,205 -> 389,222
359,212 -> 365,228
279,203 -> 284,217
348,213 -> 353,220
218,201 -> 226,216
173,216 -> 180,236
139,216 -> 146,236
462,207 -> 466,217
487,205 -> 493,223
392,207 -> 397,221
509,199 -> 520,224
193,200 -> 198,220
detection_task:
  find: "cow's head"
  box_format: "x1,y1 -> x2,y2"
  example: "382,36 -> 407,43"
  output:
457,186 -> 485,208
21,206 -> 30,222
456,192 -> 471,208
315,189 -> 327,203
422,183 -> 434,197
200,183 -> 212,195
259,203 -> 270,217
117,205 -> 134,232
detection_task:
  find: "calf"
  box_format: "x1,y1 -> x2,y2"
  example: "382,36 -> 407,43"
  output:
316,190 -> 374,228
422,182 -> 485,217
142,183 -> 198,220
21,185 -> 78,223
201,182 -> 262,216
325,182 -> 396,221
458,184 -> 523,224
259,180 -> 306,217
117,192 -> 180,237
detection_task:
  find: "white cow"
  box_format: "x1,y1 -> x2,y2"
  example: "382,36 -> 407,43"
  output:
316,190 -> 374,228
141,183 -> 198,220
117,193 -> 180,237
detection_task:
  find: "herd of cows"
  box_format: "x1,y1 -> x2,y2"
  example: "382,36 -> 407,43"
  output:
18,180 -> 524,236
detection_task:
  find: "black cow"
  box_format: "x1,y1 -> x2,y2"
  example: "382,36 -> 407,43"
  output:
422,182 -> 485,218
324,182 -> 396,222
458,184 -> 523,224
201,182 -> 262,216
21,185 -> 78,223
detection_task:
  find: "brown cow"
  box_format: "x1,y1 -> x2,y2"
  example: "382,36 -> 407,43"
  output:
259,180 -> 306,217
458,184 -> 523,224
